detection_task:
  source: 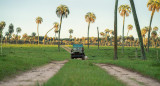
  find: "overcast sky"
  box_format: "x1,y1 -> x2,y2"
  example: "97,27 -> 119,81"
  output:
0,0 -> 160,38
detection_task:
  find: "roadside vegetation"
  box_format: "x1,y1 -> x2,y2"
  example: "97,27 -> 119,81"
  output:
0,44 -> 70,81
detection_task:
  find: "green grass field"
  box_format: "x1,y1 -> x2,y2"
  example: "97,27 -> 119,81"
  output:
84,46 -> 160,81
0,44 -> 70,80
1,44 -> 160,86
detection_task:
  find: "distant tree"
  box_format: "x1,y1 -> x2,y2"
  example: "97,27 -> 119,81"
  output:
127,24 -> 133,36
109,30 -> 114,46
104,29 -> 110,46
100,32 -> 105,45
100,32 -> 105,37
22,33 -> 28,44
44,23 -> 58,44
53,22 -> 59,39
97,27 -> 100,49
16,27 -> 22,43
119,5 -> 131,53
36,16 -> 43,45
31,32 -> 36,44
5,32 -> 9,42
153,26 -> 158,31
147,0 -> 160,52
85,12 -> 96,49
151,31 -> 157,47
69,29 -> 73,40
151,31 -> 157,38
56,4 -> 70,51
141,27 -> 148,48
8,23 -> 14,41
32,32 -> 36,37
0,21 -> 6,55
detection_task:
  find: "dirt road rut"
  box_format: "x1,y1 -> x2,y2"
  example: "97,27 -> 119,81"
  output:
0,60 -> 68,86
97,64 -> 160,86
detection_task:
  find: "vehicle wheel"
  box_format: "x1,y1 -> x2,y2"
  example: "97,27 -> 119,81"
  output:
82,56 -> 85,60
71,56 -> 74,59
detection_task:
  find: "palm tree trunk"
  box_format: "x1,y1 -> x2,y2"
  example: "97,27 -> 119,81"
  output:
87,22 -> 90,49
37,23 -> 39,45
16,32 -> 18,44
44,27 -> 54,45
69,33 -> 71,44
1,30 -> 3,55
9,35 -> 10,43
55,33 -> 56,39
58,16 -> 63,52
129,0 -> 146,60
97,27 -> 100,49
122,15 -> 125,53
114,0 -> 118,60
147,10 -> 155,52
127,30 -> 129,36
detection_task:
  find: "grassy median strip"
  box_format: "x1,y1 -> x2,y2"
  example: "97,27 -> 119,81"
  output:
0,44 -> 70,80
45,60 -> 125,86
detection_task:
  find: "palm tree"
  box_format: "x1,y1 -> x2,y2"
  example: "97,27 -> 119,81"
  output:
44,22 -> 58,44
22,33 -> 28,44
105,29 -> 110,45
32,32 -> 36,37
69,29 -> 73,42
129,0 -> 146,60
85,12 -> 96,49
97,27 -> 100,49
16,27 -> 22,44
114,0 -> 118,60
127,24 -> 133,36
147,0 -> 160,52
5,32 -> 9,43
36,16 -> 43,45
31,32 -> 36,44
151,31 -> 157,38
100,32 -> 105,37
119,5 -> 131,53
109,30 -> 114,46
151,31 -> 157,47
56,5 -> 70,51
153,26 -> 158,31
0,21 -> 6,55
8,23 -> 14,43
53,22 -> 59,39
141,28 -> 148,48
100,32 -> 105,45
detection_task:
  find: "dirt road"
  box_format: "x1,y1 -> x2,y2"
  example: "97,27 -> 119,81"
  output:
0,60 -> 68,86
97,64 -> 160,86
61,45 -> 71,53
61,46 -> 160,86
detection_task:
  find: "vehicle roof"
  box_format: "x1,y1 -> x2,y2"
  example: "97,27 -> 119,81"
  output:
73,44 -> 83,48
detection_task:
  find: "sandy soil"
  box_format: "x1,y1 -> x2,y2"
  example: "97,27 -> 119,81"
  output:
0,60 -> 68,86
96,64 -> 160,86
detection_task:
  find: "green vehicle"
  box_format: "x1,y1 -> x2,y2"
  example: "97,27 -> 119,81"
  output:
71,44 -> 85,60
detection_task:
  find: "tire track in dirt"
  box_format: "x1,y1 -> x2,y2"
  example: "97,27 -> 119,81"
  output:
0,60 -> 68,86
61,45 -> 71,53
96,64 -> 160,86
